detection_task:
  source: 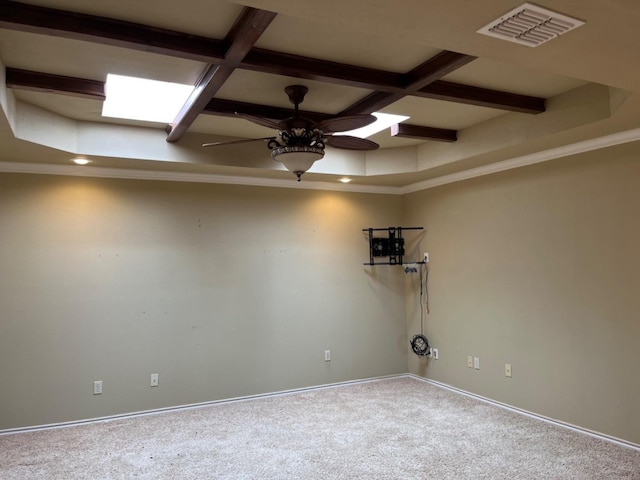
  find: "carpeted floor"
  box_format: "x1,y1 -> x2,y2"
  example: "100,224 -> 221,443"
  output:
1,376 -> 639,479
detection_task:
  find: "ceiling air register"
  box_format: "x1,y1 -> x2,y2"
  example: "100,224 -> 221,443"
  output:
477,3 -> 585,47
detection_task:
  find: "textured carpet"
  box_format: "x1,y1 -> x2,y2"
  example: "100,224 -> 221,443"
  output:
1,377 -> 639,479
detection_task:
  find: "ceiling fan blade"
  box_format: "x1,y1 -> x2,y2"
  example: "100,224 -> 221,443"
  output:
315,114 -> 376,133
236,113 -> 286,130
203,137 -> 274,147
326,135 -> 379,150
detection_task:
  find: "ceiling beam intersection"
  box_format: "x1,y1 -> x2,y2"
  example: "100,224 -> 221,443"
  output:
240,49 -> 543,114
402,51 -> 477,90
165,7 -> 277,142
339,51 -> 477,117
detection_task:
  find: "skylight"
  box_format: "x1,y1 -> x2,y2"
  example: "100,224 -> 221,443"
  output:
102,74 -> 195,123
336,112 -> 410,139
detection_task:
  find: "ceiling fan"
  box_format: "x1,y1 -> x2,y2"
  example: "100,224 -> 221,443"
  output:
203,85 -> 379,181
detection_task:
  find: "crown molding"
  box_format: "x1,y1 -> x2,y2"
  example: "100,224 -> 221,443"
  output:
0,161 -> 401,194
399,127 -> 640,194
1,127 -> 639,195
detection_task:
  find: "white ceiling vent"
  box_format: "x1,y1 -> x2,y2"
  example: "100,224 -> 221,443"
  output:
477,3 -> 584,47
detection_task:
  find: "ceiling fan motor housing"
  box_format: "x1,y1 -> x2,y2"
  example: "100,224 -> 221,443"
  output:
285,85 -> 309,106
276,128 -> 325,148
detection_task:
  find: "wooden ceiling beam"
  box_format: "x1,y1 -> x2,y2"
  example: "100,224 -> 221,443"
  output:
418,80 -> 546,114
391,123 -> 457,142
0,2 -> 546,144
204,98 -> 332,123
165,7 -> 277,142
5,67 -> 543,118
5,68 -> 105,100
242,50 -> 543,115
0,0 -> 226,63
241,48 -> 404,91
206,100 -> 460,143
339,51 -> 476,116
337,91 -> 398,117
1,66 -> 506,144
402,51 -> 476,90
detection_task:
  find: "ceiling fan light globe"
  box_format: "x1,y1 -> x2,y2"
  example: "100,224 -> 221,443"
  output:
271,145 -> 324,180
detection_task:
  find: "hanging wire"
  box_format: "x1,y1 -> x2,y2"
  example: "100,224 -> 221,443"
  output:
419,261 -> 430,327
411,264 -> 431,357
424,260 -> 430,315
419,263 -> 424,333
411,259 -> 431,356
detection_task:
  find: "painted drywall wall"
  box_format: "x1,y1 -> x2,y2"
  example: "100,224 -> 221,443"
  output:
404,141 -> 640,444
0,174 -> 407,429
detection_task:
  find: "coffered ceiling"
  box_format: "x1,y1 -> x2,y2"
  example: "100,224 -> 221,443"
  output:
0,1 -> 639,189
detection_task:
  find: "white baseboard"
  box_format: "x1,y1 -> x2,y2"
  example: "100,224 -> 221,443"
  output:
3,372 -> 639,453
0,373 -> 405,436
407,373 -> 640,452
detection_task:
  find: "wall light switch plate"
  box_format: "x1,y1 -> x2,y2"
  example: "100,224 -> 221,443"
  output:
505,364 -> 512,377
474,357 -> 480,370
150,373 -> 159,387
431,348 -> 439,359
467,355 -> 473,368
324,350 -> 331,362
93,380 -> 103,395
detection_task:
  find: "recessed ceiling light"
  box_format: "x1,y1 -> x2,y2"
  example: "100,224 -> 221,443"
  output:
102,74 -> 194,123
336,112 -> 410,139
72,157 -> 91,165
339,177 -> 352,183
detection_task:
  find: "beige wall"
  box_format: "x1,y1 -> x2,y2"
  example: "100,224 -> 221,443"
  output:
0,175 -> 407,429
404,141 -> 640,444
2,141 -> 639,445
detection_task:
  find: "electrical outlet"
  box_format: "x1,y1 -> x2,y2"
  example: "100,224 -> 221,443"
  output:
150,373 -> 159,387
424,252 -> 429,263
431,348 -> 439,359
467,355 -> 473,368
93,380 -> 103,395
505,364 -> 512,377
324,350 -> 331,362
474,357 -> 480,370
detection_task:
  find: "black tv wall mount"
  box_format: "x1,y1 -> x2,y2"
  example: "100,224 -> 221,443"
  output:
363,226 -> 424,266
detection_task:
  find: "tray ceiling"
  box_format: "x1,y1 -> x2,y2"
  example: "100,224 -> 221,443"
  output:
0,0 -> 638,188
